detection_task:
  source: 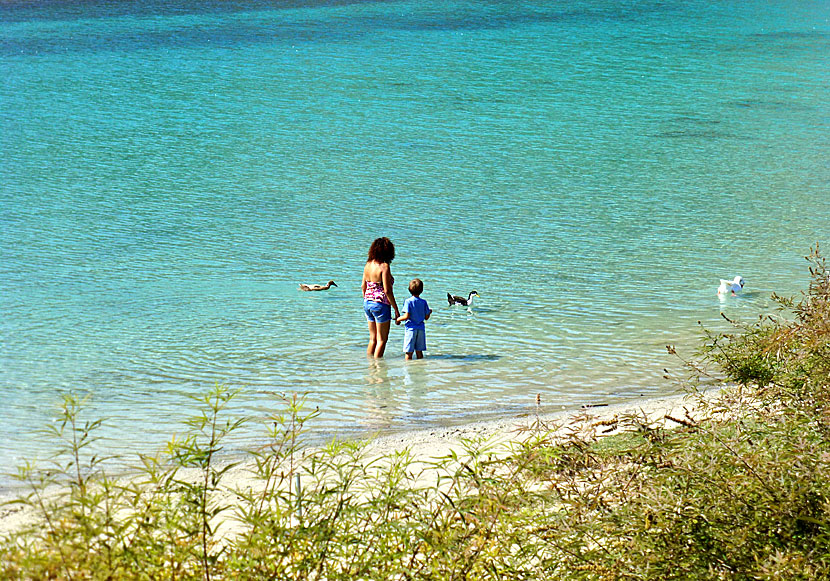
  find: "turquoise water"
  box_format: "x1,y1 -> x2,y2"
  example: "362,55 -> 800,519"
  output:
2,0 -> 829,479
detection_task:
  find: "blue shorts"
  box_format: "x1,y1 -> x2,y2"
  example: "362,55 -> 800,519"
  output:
364,299 -> 392,323
403,327 -> 426,353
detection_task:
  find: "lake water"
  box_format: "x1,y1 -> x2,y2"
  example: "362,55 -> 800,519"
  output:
2,0 -> 829,482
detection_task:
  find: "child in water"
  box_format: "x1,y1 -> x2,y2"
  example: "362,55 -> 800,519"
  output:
396,278 -> 432,360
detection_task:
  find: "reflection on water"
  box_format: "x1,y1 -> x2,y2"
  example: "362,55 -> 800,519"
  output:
362,358 -> 393,431
717,291 -> 767,311
402,362 -> 428,421
366,358 -> 389,386
361,357 -> 439,432
402,362 -> 417,386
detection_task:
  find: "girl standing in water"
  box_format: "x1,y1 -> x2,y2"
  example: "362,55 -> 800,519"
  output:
362,237 -> 400,358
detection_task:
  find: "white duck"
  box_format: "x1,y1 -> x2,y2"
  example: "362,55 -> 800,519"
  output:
717,276 -> 745,296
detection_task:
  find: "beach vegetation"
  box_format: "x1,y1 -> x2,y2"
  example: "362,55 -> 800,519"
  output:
2,246 -> 829,579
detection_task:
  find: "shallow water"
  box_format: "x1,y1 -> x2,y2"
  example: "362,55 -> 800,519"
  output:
2,0 -> 829,481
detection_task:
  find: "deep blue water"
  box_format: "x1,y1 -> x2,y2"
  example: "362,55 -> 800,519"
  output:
2,0 -> 829,481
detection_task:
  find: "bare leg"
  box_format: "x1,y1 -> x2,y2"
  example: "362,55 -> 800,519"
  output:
415,351 -> 424,359
374,321 -> 391,358
367,321 -> 378,357
404,352 -> 413,361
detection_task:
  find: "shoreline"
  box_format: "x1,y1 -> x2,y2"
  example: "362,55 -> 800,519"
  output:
0,387 -> 713,536
361,388 -> 709,459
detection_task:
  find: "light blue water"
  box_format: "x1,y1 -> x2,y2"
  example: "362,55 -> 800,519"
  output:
2,0 -> 829,481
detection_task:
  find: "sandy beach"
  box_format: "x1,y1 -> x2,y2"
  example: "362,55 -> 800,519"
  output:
362,388 -> 710,459
0,387 -> 714,537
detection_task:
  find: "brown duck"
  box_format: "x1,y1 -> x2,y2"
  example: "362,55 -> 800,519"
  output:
299,280 -> 338,291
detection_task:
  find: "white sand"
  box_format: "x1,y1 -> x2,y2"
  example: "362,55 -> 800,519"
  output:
362,389 -> 710,459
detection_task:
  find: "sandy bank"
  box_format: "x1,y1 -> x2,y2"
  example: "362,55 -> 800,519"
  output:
362,389 -> 710,460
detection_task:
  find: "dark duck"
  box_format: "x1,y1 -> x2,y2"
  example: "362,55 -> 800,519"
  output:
447,290 -> 480,306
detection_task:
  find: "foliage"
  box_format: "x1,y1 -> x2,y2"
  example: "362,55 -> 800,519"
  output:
2,247 -> 830,579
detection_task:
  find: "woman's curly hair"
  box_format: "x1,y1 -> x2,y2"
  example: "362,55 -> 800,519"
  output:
367,237 -> 395,263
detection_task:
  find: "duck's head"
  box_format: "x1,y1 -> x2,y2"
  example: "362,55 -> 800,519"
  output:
733,276 -> 745,288
469,290 -> 480,298
328,280 -> 338,287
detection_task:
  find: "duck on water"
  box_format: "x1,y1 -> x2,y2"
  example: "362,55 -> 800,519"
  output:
717,276 -> 744,296
299,280 -> 338,291
448,291 -> 480,306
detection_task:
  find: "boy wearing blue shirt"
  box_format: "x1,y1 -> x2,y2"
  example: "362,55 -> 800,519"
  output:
395,278 -> 432,360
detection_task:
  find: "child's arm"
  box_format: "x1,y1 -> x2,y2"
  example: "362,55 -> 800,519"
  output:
424,308 -> 432,321
396,311 -> 410,323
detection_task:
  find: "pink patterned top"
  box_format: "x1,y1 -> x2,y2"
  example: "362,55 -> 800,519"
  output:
364,280 -> 391,305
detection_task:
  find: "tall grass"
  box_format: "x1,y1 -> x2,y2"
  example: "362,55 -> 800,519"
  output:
2,246 -> 829,579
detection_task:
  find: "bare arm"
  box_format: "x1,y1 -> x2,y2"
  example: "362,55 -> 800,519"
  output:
381,264 -> 400,318
396,311 -> 410,323
424,308 -> 432,321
